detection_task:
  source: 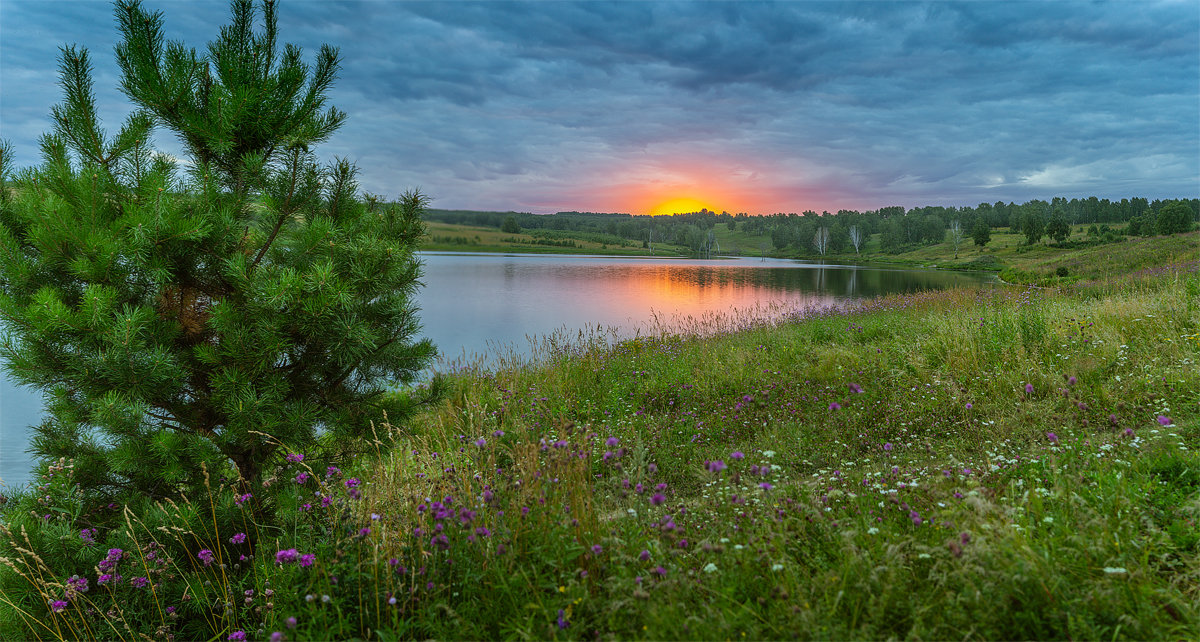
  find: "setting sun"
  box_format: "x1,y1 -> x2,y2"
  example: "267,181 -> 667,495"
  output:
649,197 -> 715,217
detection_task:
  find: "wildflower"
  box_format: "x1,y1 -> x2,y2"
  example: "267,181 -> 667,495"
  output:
286,453 -> 304,463
707,460 -> 726,473
474,437 -> 486,448
730,451 -> 744,461
229,532 -> 247,545
910,511 -> 922,526
270,633 -> 285,642
965,402 -> 973,410
758,482 -> 774,491
1025,383 -> 1034,394
867,527 -> 880,535
97,573 -> 119,585
235,493 -> 252,506
606,437 -> 620,447
79,528 -> 97,546
228,631 -> 247,641
66,575 -> 88,595
286,617 -> 298,629
197,549 -> 215,566
829,402 -> 841,411
702,562 -> 718,573
653,566 -> 667,577
299,554 -> 316,567
358,527 -> 371,537
639,549 -> 650,562
557,609 -> 569,630
591,544 -> 603,555
882,443 -> 893,452
130,576 -> 150,589
849,382 -> 863,394
276,549 -> 299,565
493,429 -> 505,437
1046,432 -> 1059,444
326,466 -> 341,478
294,472 -> 309,484
50,600 -> 68,613
1157,415 -> 1172,426
1067,376 -> 1077,386
762,450 -> 775,458
650,493 -> 666,506
647,463 -> 658,473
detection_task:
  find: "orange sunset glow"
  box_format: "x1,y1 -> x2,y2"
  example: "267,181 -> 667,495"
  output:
649,197 -> 713,217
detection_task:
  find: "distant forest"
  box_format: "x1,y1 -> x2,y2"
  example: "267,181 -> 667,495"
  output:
423,197 -> 1198,257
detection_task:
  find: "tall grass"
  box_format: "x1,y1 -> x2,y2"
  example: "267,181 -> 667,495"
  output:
2,267 -> 1197,640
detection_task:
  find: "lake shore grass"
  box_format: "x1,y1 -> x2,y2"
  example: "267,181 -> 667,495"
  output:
422,218 -> 1199,287
2,264 -> 1197,640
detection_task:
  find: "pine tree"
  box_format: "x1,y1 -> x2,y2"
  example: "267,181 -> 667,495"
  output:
0,0 -> 437,507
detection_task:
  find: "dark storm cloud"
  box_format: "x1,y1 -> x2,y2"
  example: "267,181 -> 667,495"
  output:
1,0 -> 1196,213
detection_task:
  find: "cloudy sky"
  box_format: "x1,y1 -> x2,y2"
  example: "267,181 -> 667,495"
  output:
2,0 -> 1197,215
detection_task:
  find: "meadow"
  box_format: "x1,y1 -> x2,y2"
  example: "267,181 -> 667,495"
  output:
2,260 -> 1198,640
420,216 -> 1199,287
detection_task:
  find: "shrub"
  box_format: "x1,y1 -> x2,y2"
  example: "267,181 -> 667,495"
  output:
0,0 -> 438,510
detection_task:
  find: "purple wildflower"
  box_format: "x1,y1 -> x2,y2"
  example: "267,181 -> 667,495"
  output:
50,600 -> 68,613
707,460 -> 727,473
639,549 -> 650,561
1067,376 -> 1077,386
1157,415 -> 1172,426
79,529 -> 97,546
654,566 -> 667,577
66,575 -> 88,594
235,493 -> 252,506
828,402 -> 841,411
730,451 -> 744,461
650,493 -> 666,506
605,437 -> 619,447
474,437 -> 486,448
591,544 -> 603,555
557,609 -> 569,630
759,482 -> 774,491
299,554 -> 316,567
271,633 -> 285,642
294,472 -> 309,484
326,466 -> 341,478
882,442 -> 893,452
1046,432 -> 1059,444
849,382 -> 864,394
276,548 -> 299,564
229,532 -> 247,545
285,453 -> 304,463
965,402 -> 973,410
197,549 -> 215,566
1025,383 -> 1034,394
228,631 -> 247,641
130,576 -> 150,589
286,617 -> 298,629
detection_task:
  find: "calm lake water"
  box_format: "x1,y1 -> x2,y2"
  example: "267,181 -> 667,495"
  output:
0,252 -> 995,489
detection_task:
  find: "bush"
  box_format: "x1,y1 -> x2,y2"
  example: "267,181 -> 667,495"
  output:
0,0 -> 437,510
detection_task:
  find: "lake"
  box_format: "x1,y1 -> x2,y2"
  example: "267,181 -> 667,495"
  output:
0,252 -> 995,489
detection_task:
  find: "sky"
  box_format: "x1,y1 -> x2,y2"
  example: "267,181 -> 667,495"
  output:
1,1 -> 1197,216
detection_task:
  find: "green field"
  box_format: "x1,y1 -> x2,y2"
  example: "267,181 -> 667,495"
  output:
5,254 -> 1197,640
422,218 -> 1199,286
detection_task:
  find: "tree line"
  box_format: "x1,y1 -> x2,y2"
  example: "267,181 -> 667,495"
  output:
423,196 -> 1198,257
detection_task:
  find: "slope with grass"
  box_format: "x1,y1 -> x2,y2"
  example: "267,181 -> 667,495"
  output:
3,265 -> 1197,640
